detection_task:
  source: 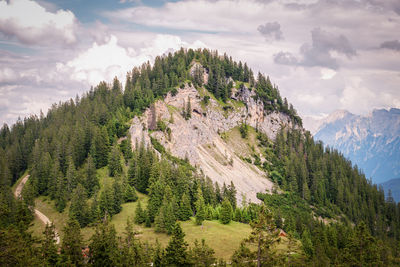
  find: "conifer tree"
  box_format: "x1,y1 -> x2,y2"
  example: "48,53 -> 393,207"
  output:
89,216 -> 120,266
220,198 -> 233,224
112,179 -> 123,214
185,97 -> 192,120
155,185 -> 176,234
147,178 -> 164,222
84,154 -> 98,197
108,144 -> 122,177
134,201 -> 146,224
231,242 -> 254,266
66,157 -> 77,193
41,223 -> 59,266
215,182 -> 222,204
189,239 -> 216,266
179,192 -> 193,221
99,184 -> 115,217
91,127 -> 109,168
195,187 -> 206,225
245,204 -> 281,266
164,223 -> 189,265
55,174 -> 68,212
153,240 -> 165,267
120,218 -> 149,266
69,183 -> 90,227
61,218 -> 83,266
124,183 -> 138,202
343,222 -> 382,266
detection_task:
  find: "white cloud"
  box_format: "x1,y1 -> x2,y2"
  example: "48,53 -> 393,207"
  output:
0,67 -> 19,83
0,0 -> 77,46
321,68 -> 336,80
58,34 -> 206,87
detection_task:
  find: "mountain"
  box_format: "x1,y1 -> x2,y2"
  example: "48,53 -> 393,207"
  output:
1,49 -> 400,266
381,178 -> 400,203
312,108 -> 400,184
129,79 -> 297,203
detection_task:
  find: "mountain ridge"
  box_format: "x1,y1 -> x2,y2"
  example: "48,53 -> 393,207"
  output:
129,79 -> 299,203
313,108 -> 400,184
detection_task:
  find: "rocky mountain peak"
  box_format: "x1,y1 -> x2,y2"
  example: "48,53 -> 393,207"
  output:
129,82 -> 297,203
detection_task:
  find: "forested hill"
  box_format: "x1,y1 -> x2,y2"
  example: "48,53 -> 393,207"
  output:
1,48 -> 400,266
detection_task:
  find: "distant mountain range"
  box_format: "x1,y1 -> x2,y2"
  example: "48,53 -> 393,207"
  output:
306,108 -> 400,187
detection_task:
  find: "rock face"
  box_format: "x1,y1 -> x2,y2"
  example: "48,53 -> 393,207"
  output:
314,108 -> 400,184
129,84 -> 295,203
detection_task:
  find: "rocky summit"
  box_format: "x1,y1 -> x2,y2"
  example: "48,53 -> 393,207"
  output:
129,80 -> 297,204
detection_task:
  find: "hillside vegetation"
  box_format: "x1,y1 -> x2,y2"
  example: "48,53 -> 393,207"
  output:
0,48 -> 400,266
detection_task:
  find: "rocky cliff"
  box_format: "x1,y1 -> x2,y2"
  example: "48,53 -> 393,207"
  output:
129,80 -> 296,203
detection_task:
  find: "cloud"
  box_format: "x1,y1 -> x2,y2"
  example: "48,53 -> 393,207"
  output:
300,28 -> 356,69
257,22 -> 283,40
274,28 -> 356,69
380,40 -> 400,51
273,51 -> 298,65
57,34 -> 205,87
0,0 -> 77,46
104,0 -> 268,33
364,0 -> 400,15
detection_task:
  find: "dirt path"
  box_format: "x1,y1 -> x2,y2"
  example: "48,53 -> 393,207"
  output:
14,174 -> 29,198
14,174 -> 60,244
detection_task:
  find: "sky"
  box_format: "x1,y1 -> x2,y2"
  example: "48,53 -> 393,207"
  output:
0,0 -> 400,128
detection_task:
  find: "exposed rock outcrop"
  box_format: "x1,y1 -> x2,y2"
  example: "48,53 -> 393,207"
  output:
129,84 -> 296,203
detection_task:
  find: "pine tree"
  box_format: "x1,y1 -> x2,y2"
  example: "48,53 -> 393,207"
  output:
189,239 -> 216,266
41,223 -> 59,266
124,183 -> 138,202
108,144 -> 122,177
215,182 -> 222,204
343,222 -> 382,266
153,240 -> 165,267
69,184 -> 90,227
112,179 -> 123,214
164,223 -> 189,265
89,216 -> 120,266
85,154 -> 98,197
231,242 -> 254,266
121,218 -> 149,266
147,178 -> 164,222
220,198 -> 233,224
228,181 -> 237,209
195,187 -> 206,225
61,218 -> 83,266
155,185 -> 176,234
91,127 -> 109,168
134,201 -> 146,224
234,207 -> 242,222
55,174 -> 68,212
99,184 -> 115,217
185,97 -> 192,120
245,204 -> 281,267
66,157 -> 77,193
179,192 -> 193,221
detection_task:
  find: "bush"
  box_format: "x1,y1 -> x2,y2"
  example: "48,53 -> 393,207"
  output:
150,137 -> 165,153
157,120 -> 167,132
239,123 -> 248,138
203,95 -> 210,105
171,88 -> 178,96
